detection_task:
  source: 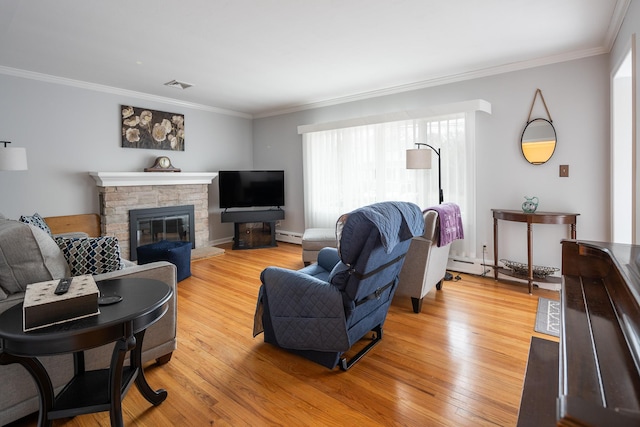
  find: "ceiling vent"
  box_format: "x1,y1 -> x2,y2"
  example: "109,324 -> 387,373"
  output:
164,80 -> 193,90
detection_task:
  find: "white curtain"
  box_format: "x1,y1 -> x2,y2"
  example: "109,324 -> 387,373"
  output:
302,112 -> 477,259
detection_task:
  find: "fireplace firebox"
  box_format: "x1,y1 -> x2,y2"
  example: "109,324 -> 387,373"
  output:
129,205 -> 195,261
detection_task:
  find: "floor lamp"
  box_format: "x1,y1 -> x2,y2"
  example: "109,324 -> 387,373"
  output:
406,143 -> 453,280
0,141 -> 28,171
406,142 -> 443,204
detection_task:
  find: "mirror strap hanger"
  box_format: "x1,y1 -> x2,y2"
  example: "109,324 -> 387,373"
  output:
527,88 -> 553,123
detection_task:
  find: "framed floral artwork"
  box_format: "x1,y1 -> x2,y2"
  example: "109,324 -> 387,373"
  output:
121,105 -> 185,151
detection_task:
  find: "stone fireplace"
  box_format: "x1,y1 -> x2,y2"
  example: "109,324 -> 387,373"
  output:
90,172 -> 217,260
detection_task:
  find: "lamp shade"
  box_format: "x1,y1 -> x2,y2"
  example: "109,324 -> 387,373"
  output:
0,147 -> 28,171
406,148 -> 432,169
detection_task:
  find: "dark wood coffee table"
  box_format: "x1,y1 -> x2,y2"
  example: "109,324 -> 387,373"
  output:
0,277 -> 173,427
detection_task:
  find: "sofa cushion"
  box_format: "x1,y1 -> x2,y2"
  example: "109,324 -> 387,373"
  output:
19,212 -> 52,236
0,219 -> 70,300
55,236 -> 122,276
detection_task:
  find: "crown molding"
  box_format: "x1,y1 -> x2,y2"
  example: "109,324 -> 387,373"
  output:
255,46 -> 609,119
604,0 -> 632,52
0,66 -> 252,119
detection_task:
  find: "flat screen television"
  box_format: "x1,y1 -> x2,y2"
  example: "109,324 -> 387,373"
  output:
218,170 -> 285,209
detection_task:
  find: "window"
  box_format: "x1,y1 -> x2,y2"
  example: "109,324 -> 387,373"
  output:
612,41 -> 635,244
299,100 -> 490,259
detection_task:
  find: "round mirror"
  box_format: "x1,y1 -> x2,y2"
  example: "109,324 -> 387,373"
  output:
520,118 -> 556,165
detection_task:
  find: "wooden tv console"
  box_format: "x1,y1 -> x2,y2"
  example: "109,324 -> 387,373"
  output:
221,209 -> 284,250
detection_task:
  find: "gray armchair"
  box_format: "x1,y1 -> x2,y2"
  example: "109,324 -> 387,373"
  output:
396,203 -> 463,313
253,201 -> 424,370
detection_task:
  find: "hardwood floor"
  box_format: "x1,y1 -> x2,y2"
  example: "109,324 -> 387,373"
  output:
9,242 -> 559,426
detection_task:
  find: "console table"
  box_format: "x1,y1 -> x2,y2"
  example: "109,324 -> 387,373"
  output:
0,278 -> 172,427
492,209 -> 579,293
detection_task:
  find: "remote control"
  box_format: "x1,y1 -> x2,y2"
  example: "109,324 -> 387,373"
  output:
54,278 -> 73,295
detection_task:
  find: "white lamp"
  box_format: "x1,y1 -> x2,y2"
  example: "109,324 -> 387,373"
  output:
406,147 -> 432,169
0,141 -> 28,171
406,143 -> 443,204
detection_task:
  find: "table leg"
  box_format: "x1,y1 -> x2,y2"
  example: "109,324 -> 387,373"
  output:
570,224 -> 576,240
73,351 -> 85,375
109,334 -> 136,427
1,352 -> 54,427
527,223 -> 533,294
493,217 -> 499,280
131,329 -> 168,405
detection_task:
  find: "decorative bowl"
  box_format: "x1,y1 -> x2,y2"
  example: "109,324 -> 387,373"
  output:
500,259 -> 559,279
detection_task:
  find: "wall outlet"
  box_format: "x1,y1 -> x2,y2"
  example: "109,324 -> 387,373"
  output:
559,165 -> 569,177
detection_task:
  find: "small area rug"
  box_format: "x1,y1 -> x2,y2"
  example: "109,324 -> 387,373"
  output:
535,297 -> 561,337
192,246 -> 225,261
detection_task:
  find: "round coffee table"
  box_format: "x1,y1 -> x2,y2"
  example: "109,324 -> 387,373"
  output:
0,277 -> 173,427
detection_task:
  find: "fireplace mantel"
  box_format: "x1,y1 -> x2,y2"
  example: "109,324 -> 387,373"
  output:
89,171 -> 218,187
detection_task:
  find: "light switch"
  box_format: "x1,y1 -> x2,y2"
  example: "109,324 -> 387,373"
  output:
559,165 -> 569,177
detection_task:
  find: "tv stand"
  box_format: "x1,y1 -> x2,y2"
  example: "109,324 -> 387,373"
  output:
221,209 -> 285,250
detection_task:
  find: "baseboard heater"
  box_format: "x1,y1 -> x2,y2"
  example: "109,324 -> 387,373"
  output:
275,230 -> 303,244
447,257 -> 492,277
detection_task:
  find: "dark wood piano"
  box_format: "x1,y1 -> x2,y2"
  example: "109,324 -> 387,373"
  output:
517,240 -> 640,426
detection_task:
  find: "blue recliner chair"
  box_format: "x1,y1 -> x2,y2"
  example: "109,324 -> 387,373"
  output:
253,201 -> 424,370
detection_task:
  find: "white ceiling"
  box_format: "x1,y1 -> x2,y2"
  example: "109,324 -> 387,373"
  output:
0,0 -> 629,117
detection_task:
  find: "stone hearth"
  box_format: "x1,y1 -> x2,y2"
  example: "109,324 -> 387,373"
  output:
90,172 -> 217,260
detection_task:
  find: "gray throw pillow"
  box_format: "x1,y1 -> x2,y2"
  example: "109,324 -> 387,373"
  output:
30,224 -> 71,278
0,219 -> 70,299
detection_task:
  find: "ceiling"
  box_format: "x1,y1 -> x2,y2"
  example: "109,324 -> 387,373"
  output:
0,0 -> 629,117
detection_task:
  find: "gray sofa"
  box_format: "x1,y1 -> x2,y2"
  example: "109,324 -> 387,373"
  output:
0,217 -> 178,426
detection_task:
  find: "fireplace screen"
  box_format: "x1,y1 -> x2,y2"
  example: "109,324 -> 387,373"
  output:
129,205 -> 195,261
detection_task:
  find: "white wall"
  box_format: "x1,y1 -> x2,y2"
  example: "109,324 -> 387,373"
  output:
0,49 -> 615,268
0,73 -> 253,242
253,55 -> 610,271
